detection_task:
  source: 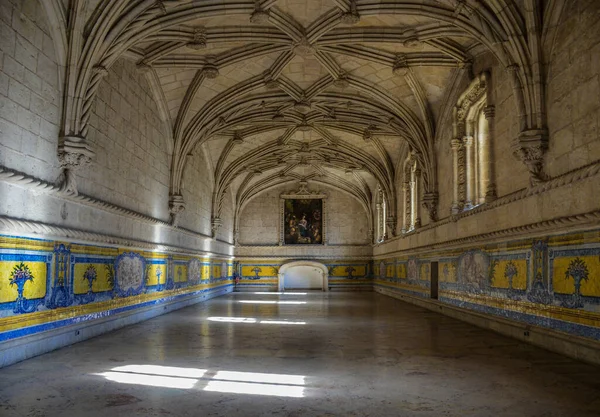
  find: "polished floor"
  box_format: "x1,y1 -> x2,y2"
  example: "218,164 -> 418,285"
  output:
1,292 -> 600,417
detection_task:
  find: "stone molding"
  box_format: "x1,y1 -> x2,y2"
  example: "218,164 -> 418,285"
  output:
0,215 -> 231,258
0,164 -> 221,244
375,208 -> 600,258
379,158 -> 600,246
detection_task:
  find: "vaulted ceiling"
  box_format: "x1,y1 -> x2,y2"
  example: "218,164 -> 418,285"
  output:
56,0 -> 546,231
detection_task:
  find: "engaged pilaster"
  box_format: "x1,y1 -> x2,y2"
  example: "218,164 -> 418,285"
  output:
450,138 -> 464,214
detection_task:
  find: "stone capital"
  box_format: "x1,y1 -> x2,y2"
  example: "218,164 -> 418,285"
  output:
450,138 -> 464,150
483,105 -> 495,119
462,135 -> 474,147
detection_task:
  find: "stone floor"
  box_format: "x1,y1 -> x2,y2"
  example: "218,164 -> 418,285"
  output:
1,292 -> 600,417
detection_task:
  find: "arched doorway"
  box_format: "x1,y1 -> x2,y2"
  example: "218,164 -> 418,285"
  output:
278,261 -> 329,292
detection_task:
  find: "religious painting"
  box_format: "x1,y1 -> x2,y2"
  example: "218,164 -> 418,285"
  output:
283,198 -> 323,245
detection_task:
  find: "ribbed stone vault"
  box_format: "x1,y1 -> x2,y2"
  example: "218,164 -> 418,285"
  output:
52,0 -> 550,238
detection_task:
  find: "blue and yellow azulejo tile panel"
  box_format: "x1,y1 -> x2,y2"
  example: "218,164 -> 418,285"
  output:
0,234 -> 234,341
237,259 -> 371,288
374,229 -> 600,340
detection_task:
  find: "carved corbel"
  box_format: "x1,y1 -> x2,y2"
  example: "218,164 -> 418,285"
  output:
187,27 -> 207,50
168,194 -> 185,226
511,129 -> 548,186
386,215 -> 397,238
340,0 -> 360,24
422,192 -> 438,222
250,0 -> 270,23
263,70 -> 279,90
202,56 -> 219,79
57,136 -> 95,196
211,217 -> 222,238
392,53 -> 408,76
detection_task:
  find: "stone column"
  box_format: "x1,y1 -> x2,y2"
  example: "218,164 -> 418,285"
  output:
483,105 -> 497,202
450,139 -> 464,214
463,136 -> 474,208
57,136 -> 95,196
413,168 -> 421,228
402,181 -> 410,233
375,203 -> 382,241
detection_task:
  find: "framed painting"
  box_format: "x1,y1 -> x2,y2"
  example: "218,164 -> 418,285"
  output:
280,182 -> 327,245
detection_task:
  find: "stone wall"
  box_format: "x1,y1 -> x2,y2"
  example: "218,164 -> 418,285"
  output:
82,58 -> 171,220
0,0 -> 235,367
179,148 -> 213,236
544,0 -> 600,177
239,182 -> 370,246
0,0 -> 61,182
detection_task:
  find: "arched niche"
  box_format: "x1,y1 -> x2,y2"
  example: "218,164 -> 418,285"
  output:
278,261 -> 329,292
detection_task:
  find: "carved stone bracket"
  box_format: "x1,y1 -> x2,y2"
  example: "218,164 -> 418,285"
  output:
512,129 -> 548,186
422,192 -> 439,222
57,136 -> 95,196
211,217 -> 222,238
168,194 -> 185,226
250,0 -> 270,23
386,215 -> 396,237
340,0 -> 360,24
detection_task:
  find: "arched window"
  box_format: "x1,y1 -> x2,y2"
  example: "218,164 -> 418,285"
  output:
451,72 -> 496,214
402,152 -> 421,233
376,185 -> 386,243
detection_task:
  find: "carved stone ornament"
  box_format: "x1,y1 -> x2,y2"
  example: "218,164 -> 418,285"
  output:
392,54 -> 409,76
340,0 -> 360,24
386,215 -> 397,237
203,60 -> 219,79
263,70 -> 279,89
511,129 -> 548,186
292,38 -> 315,56
168,194 -> 185,226
187,27 -> 207,50
57,136 -> 95,196
232,131 -> 244,144
422,192 -> 439,222
211,217 -> 222,237
250,0 -> 270,24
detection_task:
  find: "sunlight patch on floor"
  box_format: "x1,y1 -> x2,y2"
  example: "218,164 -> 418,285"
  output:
95,366 -> 306,397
